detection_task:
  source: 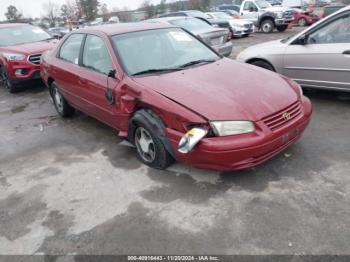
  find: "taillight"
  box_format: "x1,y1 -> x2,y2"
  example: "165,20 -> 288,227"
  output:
233,15 -> 240,19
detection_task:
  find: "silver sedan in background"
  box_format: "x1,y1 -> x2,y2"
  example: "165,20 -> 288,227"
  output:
206,12 -> 255,37
237,6 -> 350,92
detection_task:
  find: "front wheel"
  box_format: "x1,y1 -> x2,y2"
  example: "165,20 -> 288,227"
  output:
260,20 -> 274,33
0,66 -> 19,93
50,81 -> 75,117
133,119 -> 174,170
276,25 -> 288,32
298,18 -> 307,27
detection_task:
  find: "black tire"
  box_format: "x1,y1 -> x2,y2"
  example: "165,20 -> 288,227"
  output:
260,19 -> 274,33
50,81 -> 75,117
277,25 -> 288,32
298,18 -> 307,27
0,66 -> 20,93
250,60 -> 275,71
133,113 -> 174,169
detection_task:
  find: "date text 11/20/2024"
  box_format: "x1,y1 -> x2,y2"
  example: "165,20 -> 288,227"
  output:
128,255 -> 220,261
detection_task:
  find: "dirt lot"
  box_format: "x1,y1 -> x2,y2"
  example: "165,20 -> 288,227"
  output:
0,27 -> 350,257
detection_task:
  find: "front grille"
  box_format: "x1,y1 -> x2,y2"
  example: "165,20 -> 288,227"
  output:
28,54 -> 42,65
244,24 -> 253,29
283,11 -> 294,19
262,101 -> 302,131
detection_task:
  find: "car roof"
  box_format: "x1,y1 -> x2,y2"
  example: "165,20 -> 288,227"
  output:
75,22 -> 177,36
0,23 -> 29,29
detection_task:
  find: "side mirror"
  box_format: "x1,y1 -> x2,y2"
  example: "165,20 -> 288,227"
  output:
108,69 -> 117,79
105,69 -> 117,105
249,6 -> 255,12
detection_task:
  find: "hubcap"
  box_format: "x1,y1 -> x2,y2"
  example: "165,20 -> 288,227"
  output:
53,87 -> 64,113
263,23 -> 272,32
299,19 -> 306,26
135,127 -> 156,163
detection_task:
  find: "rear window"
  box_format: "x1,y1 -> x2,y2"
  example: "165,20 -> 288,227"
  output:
170,18 -> 213,31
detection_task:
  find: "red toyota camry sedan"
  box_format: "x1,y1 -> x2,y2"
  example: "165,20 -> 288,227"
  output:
41,23 -> 312,171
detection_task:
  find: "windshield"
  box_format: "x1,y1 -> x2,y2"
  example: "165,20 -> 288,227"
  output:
256,0 -> 271,9
170,18 -> 213,31
111,28 -> 220,76
0,25 -> 52,47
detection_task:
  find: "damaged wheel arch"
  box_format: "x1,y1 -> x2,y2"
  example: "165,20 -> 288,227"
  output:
127,109 -> 177,161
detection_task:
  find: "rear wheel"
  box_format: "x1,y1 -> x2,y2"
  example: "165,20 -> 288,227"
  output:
261,19 -> 274,33
0,66 -> 19,93
250,60 -> 275,71
298,18 -> 307,27
276,25 -> 288,32
50,81 -> 75,117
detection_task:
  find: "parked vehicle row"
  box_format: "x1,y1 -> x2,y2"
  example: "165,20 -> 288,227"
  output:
2,5 -> 349,171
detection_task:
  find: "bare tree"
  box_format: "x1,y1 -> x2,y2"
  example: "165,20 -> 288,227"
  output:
43,0 -> 60,27
139,0 -> 156,18
99,3 -> 109,21
61,0 -> 79,22
5,5 -> 22,22
77,0 -> 100,21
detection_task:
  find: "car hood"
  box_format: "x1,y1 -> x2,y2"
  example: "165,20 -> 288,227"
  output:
0,40 -> 57,55
132,58 -> 298,121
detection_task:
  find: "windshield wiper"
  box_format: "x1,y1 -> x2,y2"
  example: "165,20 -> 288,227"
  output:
35,37 -> 56,43
176,59 -> 217,69
131,68 -> 183,76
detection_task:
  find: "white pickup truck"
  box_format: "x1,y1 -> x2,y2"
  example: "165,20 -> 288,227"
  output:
239,0 -> 294,33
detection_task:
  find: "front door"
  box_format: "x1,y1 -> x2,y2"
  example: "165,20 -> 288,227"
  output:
240,1 -> 259,23
77,34 -> 121,128
283,11 -> 350,91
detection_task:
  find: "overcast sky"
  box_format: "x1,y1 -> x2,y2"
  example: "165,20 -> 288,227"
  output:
0,0 -> 160,20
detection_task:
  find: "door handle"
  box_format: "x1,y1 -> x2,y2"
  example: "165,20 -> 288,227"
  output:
343,50 -> 350,55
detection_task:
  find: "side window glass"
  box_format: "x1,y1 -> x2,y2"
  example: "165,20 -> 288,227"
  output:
243,2 -> 251,10
308,14 -> 350,44
59,34 -> 84,64
82,35 -> 113,75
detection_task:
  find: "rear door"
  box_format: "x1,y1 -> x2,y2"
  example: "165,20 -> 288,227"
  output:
283,11 -> 350,91
53,33 -> 86,109
77,34 -> 121,128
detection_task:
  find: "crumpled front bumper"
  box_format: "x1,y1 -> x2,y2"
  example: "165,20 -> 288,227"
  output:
166,96 -> 312,171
